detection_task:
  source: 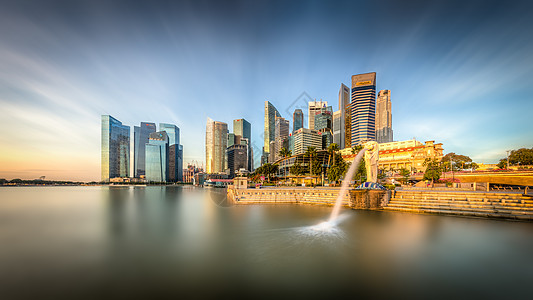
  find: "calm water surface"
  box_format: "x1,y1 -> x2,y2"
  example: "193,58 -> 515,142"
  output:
0,186 -> 532,299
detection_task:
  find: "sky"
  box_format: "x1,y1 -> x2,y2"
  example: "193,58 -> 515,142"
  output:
1,0 -> 532,181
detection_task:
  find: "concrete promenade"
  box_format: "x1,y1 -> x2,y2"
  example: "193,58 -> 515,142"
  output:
227,186 -> 533,221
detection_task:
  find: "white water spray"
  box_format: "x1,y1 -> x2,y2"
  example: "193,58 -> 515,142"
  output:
328,148 -> 366,222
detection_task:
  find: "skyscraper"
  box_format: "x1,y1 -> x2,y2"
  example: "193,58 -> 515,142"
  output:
160,123 -> 183,182
227,144 -> 248,178
133,122 -> 156,178
376,90 -> 393,143
206,118 -> 228,173
333,110 -> 341,147
308,100 -> 328,130
274,116 -> 290,161
233,118 -> 253,171
293,109 -> 304,132
350,72 -> 377,146
338,83 -> 350,148
314,106 -> 333,131
264,101 -> 280,155
145,131 -> 169,182
292,128 -> 322,155
101,115 -> 130,182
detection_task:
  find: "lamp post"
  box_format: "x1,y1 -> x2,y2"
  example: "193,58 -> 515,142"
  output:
506,150 -> 511,170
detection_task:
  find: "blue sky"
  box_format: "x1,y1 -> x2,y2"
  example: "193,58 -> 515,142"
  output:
1,0 -> 532,181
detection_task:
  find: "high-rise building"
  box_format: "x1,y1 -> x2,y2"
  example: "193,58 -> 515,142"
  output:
264,101 -> 280,155
339,83 -> 350,148
206,118 -> 228,173
233,118 -> 253,171
350,72 -> 377,146
274,116 -> 290,161
101,115 -> 130,182
345,105 -> 351,149
308,100 -> 328,130
268,140 -> 276,163
314,106 -> 333,131
227,144 -> 248,178
227,133 -> 236,147
145,131 -> 169,182
233,119 -> 251,142
159,123 -> 183,182
293,109 -> 304,132
292,128 -> 323,155
133,122 -> 156,178
376,90 -> 393,143
333,110 -> 341,147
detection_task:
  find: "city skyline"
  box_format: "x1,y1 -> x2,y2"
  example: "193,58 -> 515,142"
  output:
1,0 -> 533,181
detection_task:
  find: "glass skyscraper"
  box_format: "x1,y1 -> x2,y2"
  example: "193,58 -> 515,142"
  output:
134,122 -> 156,177
159,123 -> 182,182
206,118 -> 228,173
338,83 -> 350,149
350,72 -> 377,146
293,109 -> 303,132
145,131 -> 169,182
376,90 -> 393,143
101,115 -> 130,182
233,119 -> 251,142
264,101 -> 280,154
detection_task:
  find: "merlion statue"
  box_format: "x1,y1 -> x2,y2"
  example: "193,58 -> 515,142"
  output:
363,141 -> 379,183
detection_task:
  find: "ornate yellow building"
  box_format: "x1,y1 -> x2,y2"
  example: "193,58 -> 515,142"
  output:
340,139 -> 444,172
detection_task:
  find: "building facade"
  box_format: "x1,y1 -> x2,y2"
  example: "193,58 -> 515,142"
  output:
227,144 -> 248,178
206,118 -> 228,174
233,118 -> 253,171
145,131 -> 169,182
274,116 -> 290,161
338,83 -> 350,149
292,128 -> 323,155
160,123 -> 183,182
264,101 -> 281,155
293,109 -> 304,132
340,139 -> 444,172
133,122 -> 156,178
376,90 -> 393,143
333,110 -> 341,147
308,100 -> 328,131
350,72 -> 377,146
101,115 -> 130,182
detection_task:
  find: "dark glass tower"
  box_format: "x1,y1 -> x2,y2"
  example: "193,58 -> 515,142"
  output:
134,122 -> 156,177
293,109 -> 304,132
101,115 -> 130,182
160,123 -> 182,182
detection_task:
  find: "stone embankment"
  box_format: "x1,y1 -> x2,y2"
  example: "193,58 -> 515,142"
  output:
227,186 -> 533,221
227,187 -> 387,210
384,190 -> 533,220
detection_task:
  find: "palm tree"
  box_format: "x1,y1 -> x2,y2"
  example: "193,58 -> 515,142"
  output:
278,147 -> 292,183
327,143 -> 340,168
304,146 -> 317,176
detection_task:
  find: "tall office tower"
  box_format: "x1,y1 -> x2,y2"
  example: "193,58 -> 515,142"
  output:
268,140 -> 276,163
206,118 -> 228,173
333,110 -> 341,147
264,101 -> 280,155
350,72 -> 377,146
233,118 -> 253,171
308,100 -> 328,130
160,123 -> 183,182
145,131 -> 169,182
101,115 -> 130,182
226,144 -> 248,178
261,147 -> 268,166
274,116 -> 290,161
339,83 -> 350,148
345,105 -> 351,149
133,122 -> 156,178
227,133 -> 236,147
293,109 -> 304,132
292,128 -> 323,155
233,119 -> 251,142
376,90 -> 393,143
314,106 -> 333,131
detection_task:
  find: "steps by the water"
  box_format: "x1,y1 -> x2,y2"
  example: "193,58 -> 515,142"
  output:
384,190 -> 533,220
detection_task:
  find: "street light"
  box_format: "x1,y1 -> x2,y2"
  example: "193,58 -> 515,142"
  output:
506,150 -> 511,170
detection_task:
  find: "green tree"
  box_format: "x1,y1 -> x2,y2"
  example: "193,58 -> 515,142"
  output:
351,144 -> 363,154
508,148 -> 533,166
443,152 -> 473,171
290,162 -> 305,176
304,146 -> 317,175
399,168 -> 410,184
423,158 -> 442,184
327,152 -> 347,184
497,159 -> 507,169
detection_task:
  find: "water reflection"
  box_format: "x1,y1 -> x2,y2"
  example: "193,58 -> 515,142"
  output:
0,187 -> 531,299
